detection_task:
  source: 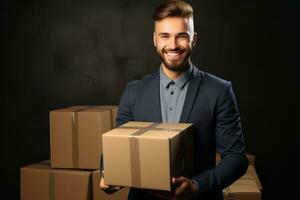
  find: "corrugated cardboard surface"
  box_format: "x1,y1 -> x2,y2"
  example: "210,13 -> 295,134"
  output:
223,166 -> 262,200
217,153 -> 262,199
242,165 -> 262,190
94,106 -> 118,128
92,170 -> 129,200
102,121 -> 194,191
21,161 -> 92,200
223,179 -> 261,200
50,106 -> 117,169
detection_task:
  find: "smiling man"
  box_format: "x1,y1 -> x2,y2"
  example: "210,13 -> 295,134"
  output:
100,0 -> 248,199
154,11 -> 196,76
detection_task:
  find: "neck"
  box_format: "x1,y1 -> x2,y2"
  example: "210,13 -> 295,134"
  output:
161,62 -> 191,80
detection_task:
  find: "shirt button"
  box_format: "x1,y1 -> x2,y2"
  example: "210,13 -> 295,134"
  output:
171,91 -> 174,95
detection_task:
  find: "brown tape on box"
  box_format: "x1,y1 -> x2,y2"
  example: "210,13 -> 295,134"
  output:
128,123 -> 159,187
71,106 -> 90,168
70,106 -> 115,168
39,161 -> 55,200
108,109 -> 114,129
119,123 -> 183,187
49,170 -> 55,200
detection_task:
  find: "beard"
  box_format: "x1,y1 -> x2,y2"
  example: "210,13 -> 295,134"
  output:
157,46 -> 192,72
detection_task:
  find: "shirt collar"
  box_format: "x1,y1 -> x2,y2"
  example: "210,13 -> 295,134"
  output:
160,64 -> 193,89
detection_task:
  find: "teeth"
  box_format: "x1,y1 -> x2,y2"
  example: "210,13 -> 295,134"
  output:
166,52 -> 180,56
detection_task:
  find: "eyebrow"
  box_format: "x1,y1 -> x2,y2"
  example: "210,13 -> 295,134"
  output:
177,32 -> 189,37
157,32 -> 189,37
158,32 -> 169,36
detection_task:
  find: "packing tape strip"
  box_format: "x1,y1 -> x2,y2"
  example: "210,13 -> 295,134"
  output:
38,162 -> 55,200
119,126 -> 182,132
108,107 -> 115,129
71,106 -> 94,168
71,106 -> 113,168
49,169 -> 55,200
129,123 -> 160,187
129,136 -> 140,187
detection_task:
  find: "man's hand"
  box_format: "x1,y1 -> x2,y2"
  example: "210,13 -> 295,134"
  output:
148,176 -> 198,200
99,170 -> 123,194
172,176 -> 198,199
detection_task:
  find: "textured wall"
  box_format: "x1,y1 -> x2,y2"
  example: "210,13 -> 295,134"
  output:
1,0 -> 298,200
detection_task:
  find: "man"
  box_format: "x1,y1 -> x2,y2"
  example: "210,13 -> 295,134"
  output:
100,0 -> 248,199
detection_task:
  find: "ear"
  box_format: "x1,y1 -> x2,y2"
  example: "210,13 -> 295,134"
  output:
192,32 -> 198,47
153,32 -> 157,47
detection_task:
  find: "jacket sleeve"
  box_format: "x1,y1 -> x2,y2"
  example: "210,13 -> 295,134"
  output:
116,83 -> 134,126
100,83 -> 134,172
192,81 -> 249,194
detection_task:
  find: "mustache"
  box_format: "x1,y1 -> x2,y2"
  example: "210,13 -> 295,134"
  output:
162,47 -> 185,53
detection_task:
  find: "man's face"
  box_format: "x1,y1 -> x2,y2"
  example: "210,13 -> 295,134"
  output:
153,17 -> 197,72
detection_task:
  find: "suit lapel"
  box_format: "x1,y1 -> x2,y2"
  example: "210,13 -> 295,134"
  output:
180,66 -> 203,123
150,71 -> 163,122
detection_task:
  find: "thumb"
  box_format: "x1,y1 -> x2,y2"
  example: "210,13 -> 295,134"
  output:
99,176 -> 109,189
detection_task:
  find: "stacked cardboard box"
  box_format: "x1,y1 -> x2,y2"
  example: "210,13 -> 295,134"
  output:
21,160 -> 93,200
50,106 -> 118,169
20,106 -> 130,200
217,154 -> 262,200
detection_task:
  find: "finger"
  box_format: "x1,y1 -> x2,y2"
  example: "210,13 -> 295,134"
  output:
99,177 -> 110,189
174,180 -> 189,196
173,176 -> 186,186
101,184 -> 110,190
103,188 -> 118,194
99,181 -> 110,189
102,186 -> 122,194
110,186 -> 121,190
172,177 -> 176,184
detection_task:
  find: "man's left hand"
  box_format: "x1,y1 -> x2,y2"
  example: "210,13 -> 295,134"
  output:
172,176 -> 198,199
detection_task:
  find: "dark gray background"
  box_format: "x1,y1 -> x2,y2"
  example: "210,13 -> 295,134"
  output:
1,0 -> 299,200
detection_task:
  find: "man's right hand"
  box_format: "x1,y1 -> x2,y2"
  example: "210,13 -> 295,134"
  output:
99,170 -> 123,194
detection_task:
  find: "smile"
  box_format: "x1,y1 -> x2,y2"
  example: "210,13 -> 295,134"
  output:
166,52 -> 181,56
165,51 -> 184,60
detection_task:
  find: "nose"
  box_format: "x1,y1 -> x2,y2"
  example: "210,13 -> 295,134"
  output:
167,36 -> 178,50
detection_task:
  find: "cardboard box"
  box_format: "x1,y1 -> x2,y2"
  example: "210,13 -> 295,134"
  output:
102,121 -> 194,191
92,170 -> 129,200
223,179 -> 261,200
21,161 -> 92,200
222,163 -> 262,200
247,154 -> 256,166
242,165 -> 262,190
50,106 -> 118,169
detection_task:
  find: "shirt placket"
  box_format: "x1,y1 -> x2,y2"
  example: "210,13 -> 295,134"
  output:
168,82 -> 176,122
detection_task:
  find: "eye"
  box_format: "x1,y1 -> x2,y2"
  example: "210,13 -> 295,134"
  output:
177,35 -> 189,40
160,35 -> 169,39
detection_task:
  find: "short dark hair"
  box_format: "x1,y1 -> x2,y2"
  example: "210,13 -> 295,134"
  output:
153,0 -> 193,21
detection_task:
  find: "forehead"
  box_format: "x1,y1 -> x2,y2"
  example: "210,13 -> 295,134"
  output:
154,17 -> 193,33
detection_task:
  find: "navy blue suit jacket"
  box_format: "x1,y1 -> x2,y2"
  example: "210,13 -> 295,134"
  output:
115,65 -> 248,200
